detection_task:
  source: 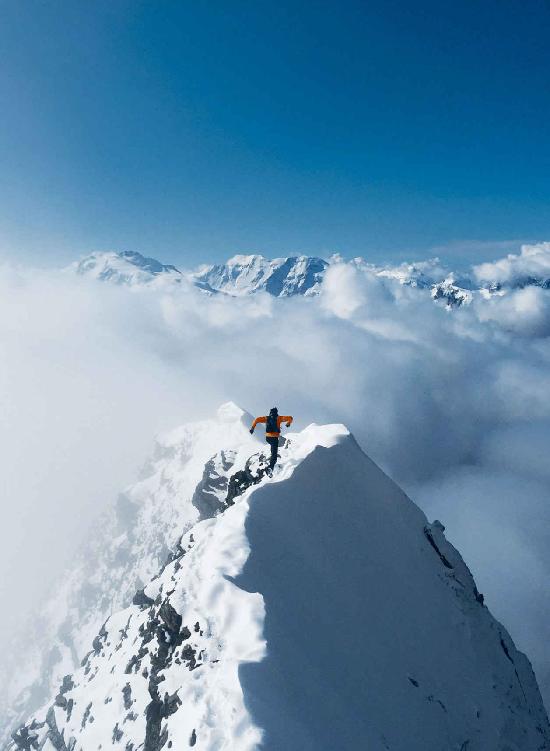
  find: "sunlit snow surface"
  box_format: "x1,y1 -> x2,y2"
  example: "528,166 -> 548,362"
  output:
5,406 -> 550,750
72,246 -> 550,304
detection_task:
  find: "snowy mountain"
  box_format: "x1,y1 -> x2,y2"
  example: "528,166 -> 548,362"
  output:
72,251 -> 182,286
431,276 -> 474,307
190,254 -> 328,297
71,244 -> 550,306
5,404 -> 550,750
71,251 -> 328,297
0,404 -> 254,743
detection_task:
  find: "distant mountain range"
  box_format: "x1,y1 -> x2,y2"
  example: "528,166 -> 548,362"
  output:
71,242 -> 550,307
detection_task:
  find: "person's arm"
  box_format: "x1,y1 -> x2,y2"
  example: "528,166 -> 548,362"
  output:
250,416 -> 267,433
278,415 -> 293,428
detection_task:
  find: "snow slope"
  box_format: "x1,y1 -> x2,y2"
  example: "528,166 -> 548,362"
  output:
0,404 -> 254,743
6,406 -> 550,750
71,251 -> 182,286
191,254 -> 328,297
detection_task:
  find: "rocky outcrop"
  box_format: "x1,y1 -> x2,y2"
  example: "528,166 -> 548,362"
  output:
192,450 -> 236,518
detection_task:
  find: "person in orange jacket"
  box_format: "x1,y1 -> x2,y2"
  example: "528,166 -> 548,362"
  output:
250,407 -> 293,471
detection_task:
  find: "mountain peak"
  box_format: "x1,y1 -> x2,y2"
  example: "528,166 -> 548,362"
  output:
225,253 -> 266,266
72,250 -> 182,285
216,401 -> 253,427
6,410 -> 549,750
192,254 -> 328,297
69,243 -> 550,303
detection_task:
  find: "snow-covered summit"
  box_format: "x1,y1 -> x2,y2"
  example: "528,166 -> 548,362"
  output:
70,242 -> 550,304
351,256 -> 450,289
5,405 -> 550,750
191,253 -> 328,297
431,275 -> 474,307
72,250 -> 182,286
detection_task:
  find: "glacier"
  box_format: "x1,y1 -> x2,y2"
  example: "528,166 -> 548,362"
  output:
4,404 -> 550,750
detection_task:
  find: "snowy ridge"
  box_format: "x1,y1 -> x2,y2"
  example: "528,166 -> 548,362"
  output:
0,404 -> 255,743
190,254 -> 328,297
71,251 -> 182,286
71,243 -> 550,306
5,405 -> 550,750
5,414 -> 348,750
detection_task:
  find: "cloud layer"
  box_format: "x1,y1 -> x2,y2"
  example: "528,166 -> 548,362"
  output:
2,248 -> 550,706
474,241 -> 550,286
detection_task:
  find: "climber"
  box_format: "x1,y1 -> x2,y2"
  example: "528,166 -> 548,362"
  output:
250,407 -> 293,472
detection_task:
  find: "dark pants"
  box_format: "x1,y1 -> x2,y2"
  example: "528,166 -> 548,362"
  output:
266,436 -> 279,469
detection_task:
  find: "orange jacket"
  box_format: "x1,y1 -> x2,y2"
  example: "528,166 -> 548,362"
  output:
251,414 -> 293,438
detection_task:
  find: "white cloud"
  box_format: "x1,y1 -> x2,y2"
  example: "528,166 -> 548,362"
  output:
474,241 -> 550,285
2,253 -> 550,707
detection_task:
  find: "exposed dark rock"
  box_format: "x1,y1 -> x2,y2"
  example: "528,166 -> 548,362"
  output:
474,587 -> 484,605
500,636 -> 513,663
125,645 -> 149,674
119,616 -> 132,641
80,702 -> 92,730
122,682 -> 133,710
143,697 -> 164,751
181,625 -> 192,641
92,623 -> 108,654
163,691 -> 181,717
59,675 -> 74,695
46,706 -> 70,750
140,614 -> 160,645
226,452 -> 270,505
159,601 -> 182,641
112,723 -> 123,743
192,450 -> 236,519
189,729 -> 197,746
133,589 -> 155,608
181,644 -> 198,670
11,726 -> 39,751
143,598 -> 186,749
423,525 -> 453,569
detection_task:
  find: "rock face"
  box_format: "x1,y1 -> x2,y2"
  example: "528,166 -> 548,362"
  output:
431,276 -> 473,307
191,254 -> 328,297
4,412 -> 550,750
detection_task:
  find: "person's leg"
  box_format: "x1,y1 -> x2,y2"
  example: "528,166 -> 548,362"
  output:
267,437 -> 278,469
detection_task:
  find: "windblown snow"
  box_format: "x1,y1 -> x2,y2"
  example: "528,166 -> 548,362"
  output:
5,404 -> 550,750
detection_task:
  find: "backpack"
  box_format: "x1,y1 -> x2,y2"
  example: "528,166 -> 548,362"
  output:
266,412 -> 279,433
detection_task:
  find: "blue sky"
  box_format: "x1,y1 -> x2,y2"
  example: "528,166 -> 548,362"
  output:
1,0 -> 550,268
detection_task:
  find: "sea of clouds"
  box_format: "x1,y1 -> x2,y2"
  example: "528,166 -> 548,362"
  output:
1,243 -> 550,707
